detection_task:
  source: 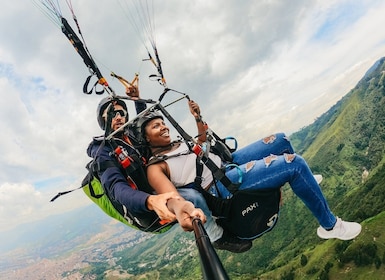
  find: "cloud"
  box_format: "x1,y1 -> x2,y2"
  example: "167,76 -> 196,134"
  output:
0,181 -> 90,231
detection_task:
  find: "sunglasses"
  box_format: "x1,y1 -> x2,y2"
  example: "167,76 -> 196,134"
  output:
103,109 -> 127,119
112,109 -> 127,118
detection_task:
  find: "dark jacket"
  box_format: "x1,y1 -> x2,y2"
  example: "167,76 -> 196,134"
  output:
87,137 -> 151,215
87,100 -> 150,215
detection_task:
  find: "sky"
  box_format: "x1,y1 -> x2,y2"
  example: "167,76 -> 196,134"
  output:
1,0 -> 385,233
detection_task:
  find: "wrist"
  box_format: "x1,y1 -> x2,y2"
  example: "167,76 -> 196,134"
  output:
195,117 -> 202,122
146,195 -> 153,211
181,201 -> 195,213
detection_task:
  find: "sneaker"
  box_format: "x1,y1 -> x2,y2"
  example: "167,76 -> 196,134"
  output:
317,217 -> 362,240
213,231 -> 252,253
314,174 -> 323,184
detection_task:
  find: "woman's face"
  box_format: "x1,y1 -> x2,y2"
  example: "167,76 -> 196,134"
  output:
144,118 -> 171,146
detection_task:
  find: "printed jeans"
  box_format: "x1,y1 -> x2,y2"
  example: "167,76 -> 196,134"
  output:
209,133 -> 337,229
177,188 -> 223,242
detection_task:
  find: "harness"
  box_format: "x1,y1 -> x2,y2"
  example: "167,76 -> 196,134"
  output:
147,140 -> 240,191
89,138 -> 175,233
148,138 -> 281,240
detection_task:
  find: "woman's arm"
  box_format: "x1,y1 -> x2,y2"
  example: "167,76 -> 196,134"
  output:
147,162 -> 176,193
147,162 -> 206,231
189,100 -> 207,144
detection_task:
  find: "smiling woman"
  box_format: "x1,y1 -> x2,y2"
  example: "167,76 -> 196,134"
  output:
140,99 -> 362,249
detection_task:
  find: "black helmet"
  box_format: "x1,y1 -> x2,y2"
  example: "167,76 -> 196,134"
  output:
97,97 -> 128,130
134,110 -> 164,144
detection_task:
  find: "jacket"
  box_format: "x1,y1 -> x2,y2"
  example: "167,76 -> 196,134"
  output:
86,100 -> 150,215
87,136 -> 151,215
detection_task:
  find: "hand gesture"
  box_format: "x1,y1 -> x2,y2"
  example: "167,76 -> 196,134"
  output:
126,85 -> 140,98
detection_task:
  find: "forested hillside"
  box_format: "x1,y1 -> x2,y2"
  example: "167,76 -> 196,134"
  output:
261,57 -> 385,279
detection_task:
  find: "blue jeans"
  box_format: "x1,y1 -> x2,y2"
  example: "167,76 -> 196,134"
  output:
209,133 -> 337,229
177,188 -> 223,242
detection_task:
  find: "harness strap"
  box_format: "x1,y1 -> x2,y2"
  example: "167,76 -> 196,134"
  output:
194,156 -> 204,187
86,160 -> 119,199
83,75 -> 105,95
148,143 -> 240,194
147,150 -> 191,166
197,149 -> 240,194
90,160 -> 117,175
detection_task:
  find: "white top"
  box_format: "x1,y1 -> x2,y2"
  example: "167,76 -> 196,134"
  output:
163,142 -> 222,188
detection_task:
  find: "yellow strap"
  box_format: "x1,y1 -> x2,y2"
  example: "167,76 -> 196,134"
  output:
111,72 -> 138,87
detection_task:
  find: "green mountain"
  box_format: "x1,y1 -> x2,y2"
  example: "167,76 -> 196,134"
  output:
250,57 -> 385,280
3,57 -> 385,280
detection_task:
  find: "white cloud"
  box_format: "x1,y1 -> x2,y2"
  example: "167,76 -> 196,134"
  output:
0,181 -> 90,231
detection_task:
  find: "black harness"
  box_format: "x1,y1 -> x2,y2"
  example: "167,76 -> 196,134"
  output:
148,137 -> 281,240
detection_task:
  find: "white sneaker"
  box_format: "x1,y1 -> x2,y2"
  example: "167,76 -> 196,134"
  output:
314,174 -> 323,184
317,217 -> 362,240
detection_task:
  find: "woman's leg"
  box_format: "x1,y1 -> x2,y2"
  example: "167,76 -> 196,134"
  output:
232,133 -> 294,165
212,153 -> 337,229
177,188 -> 252,252
177,188 -> 223,241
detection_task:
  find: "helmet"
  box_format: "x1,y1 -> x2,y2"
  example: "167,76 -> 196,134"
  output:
134,110 -> 164,144
97,97 -> 128,130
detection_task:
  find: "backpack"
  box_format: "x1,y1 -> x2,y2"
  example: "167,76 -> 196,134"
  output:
194,137 -> 282,239
82,160 -> 175,233
199,188 -> 281,240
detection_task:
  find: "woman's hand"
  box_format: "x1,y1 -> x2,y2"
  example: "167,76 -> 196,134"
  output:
174,200 -> 207,231
188,100 -> 201,119
188,100 -> 206,143
146,192 -> 181,222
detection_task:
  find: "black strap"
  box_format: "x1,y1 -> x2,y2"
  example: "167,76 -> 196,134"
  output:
90,159 -> 117,175
149,144 -> 239,193
199,152 -> 240,193
50,189 -> 79,202
147,150 -> 190,166
50,167 -> 93,202
195,156 -> 204,187
86,171 -> 103,199
83,75 -> 104,95
107,139 -> 143,176
192,184 -> 231,217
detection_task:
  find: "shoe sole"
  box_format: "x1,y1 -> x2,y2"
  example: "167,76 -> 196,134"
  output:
317,226 -> 362,240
